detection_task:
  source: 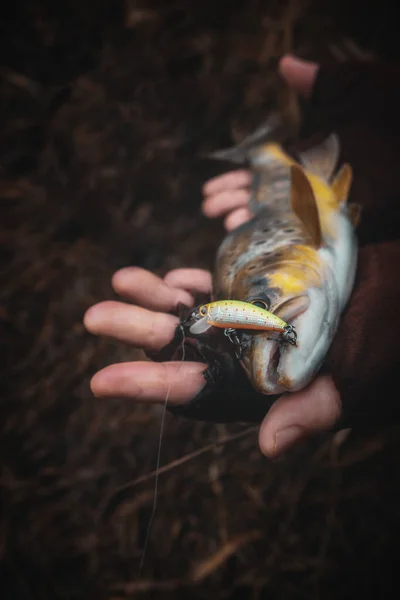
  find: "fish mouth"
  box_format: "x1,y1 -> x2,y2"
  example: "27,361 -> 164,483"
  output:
267,342 -> 281,384
244,295 -> 311,395
246,334 -> 283,395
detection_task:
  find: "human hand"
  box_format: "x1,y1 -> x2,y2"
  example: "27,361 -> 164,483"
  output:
84,267 -> 212,409
84,262 -> 332,457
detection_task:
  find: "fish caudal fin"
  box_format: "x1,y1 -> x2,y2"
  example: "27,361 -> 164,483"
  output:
298,133 -> 340,182
331,163 -> 353,205
290,164 -> 322,247
206,113 -> 288,165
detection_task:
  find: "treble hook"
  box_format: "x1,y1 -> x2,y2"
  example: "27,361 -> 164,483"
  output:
224,328 -> 247,360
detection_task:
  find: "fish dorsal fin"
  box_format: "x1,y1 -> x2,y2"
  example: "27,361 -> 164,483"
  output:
290,164 -> 322,248
347,203 -> 362,228
298,133 -> 340,182
205,113 -> 288,165
331,163 -> 353,205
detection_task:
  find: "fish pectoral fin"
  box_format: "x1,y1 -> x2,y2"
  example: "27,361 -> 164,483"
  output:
206,113 -> 288,165
298,133 -> 340,182
274,295 -> 311,322
347,202 -> 362,228
189,316 -> 213,335
290,164 -> 322,247
331,163 -> 353,205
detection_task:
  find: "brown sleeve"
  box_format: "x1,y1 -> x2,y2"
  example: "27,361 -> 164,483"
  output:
327,240 -> 400,428
304,62 -> 400,427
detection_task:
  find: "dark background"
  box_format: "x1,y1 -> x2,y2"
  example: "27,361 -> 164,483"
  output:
1,1 -> 400,599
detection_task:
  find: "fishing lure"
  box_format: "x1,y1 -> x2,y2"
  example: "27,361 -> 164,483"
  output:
184,299 -> 297,359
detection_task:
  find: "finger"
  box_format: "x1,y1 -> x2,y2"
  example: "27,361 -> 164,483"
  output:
90,360 -> 207,403
202,170 -> 252,197
258,375 -> 341,457
224,207 -> 253,231
279,55 -> 320,99
164,269 -> 213,295
112,266 -> 194,311
83,301 -> 179,350
202,189 -> 251,218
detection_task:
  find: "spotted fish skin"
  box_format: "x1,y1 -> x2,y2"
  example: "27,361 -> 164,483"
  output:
210,116 -> 360,395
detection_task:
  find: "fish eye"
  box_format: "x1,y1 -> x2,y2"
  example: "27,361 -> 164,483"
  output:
250,299 -> 271,311
200,306 -> 207,316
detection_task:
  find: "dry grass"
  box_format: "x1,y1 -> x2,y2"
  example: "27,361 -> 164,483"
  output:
1,1 -> 400,598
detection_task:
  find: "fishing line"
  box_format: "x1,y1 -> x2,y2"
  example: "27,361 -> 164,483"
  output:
139,323 -> 187,571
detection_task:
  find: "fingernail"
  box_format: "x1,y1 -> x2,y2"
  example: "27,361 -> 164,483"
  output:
273,425 -> 303,455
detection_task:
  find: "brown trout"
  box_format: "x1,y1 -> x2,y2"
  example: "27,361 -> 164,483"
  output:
208,117 -> 361,395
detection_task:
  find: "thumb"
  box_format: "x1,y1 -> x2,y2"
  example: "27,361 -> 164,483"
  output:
279,55 -> 320,99
258,375 -> 341,457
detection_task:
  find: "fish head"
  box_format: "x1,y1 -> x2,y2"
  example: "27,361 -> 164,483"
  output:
238,260 -> 339,395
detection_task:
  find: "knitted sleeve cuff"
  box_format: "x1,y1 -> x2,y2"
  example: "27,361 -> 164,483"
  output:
327,240 -> 400,427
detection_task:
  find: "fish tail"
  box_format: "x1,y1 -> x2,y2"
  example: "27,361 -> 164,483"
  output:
205,113 -> 290,165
